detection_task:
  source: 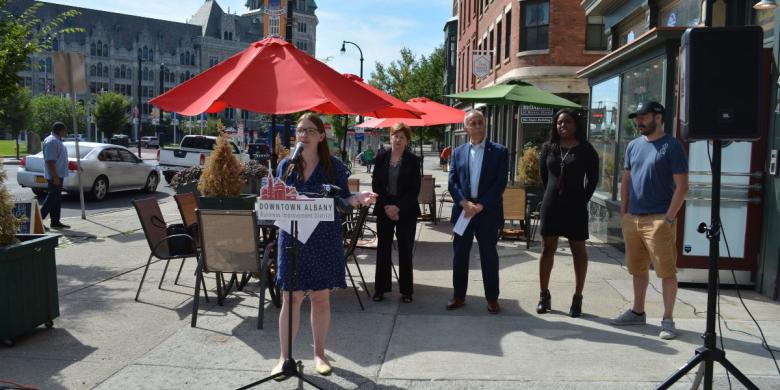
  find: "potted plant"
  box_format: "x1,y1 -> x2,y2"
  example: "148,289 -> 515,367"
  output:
170,166 -> 202,196
517,144 -> 545,210
197,134 -> 256,210
0,159 -> 60,346
240,159 -> 269,195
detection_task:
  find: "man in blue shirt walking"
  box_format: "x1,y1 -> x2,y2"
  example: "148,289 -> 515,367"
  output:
40,122 -> 71,229
611,102 -> 688,340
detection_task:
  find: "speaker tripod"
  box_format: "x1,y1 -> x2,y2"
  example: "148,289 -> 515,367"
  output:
657,140 -> 757,390
238,220 -> 324,390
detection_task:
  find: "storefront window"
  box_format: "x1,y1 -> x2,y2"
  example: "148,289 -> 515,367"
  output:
588,76 -> 619,198
617,56 -> 666,198
659,0 -> 701,27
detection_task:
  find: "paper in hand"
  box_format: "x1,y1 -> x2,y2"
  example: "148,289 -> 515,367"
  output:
452,210 -> 471,236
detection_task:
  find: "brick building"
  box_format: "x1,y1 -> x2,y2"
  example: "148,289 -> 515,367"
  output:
451,0 -> 606,177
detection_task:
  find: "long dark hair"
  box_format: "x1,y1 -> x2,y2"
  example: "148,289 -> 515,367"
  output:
546,109 -> 587,147
285,112 -> 335,183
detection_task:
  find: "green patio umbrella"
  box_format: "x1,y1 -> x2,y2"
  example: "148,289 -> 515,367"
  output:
446,80 -> 581,108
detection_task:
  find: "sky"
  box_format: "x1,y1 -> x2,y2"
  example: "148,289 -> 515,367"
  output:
44,0 -> 454,80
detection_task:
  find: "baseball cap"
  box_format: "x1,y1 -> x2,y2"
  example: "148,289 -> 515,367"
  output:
628,101 -> 664,118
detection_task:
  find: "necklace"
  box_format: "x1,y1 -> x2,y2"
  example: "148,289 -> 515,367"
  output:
557,145 -> 574,195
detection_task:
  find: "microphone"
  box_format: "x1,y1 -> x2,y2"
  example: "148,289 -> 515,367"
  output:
290,142 -> 304,163
320,184 -> 343,197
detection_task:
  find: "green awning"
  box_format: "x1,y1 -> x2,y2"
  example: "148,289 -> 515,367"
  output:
446,80 -> 582,109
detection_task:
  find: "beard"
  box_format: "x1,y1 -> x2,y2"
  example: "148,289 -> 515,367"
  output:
638,121 -> 656,136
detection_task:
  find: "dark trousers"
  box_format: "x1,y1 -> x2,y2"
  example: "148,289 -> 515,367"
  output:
375,214 -> 417,296
40,178 -> 63,224
452,213 -> 500,301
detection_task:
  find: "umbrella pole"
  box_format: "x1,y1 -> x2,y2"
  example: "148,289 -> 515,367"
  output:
271,114 -> 277,170
419,127 -> 424,176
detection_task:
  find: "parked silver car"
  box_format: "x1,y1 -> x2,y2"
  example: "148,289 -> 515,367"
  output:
17,142 -> 159,201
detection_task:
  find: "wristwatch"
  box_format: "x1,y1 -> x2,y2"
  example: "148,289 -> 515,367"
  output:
664,217 -> 675,225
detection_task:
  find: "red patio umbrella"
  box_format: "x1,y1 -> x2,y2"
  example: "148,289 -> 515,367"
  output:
312,74 -> 423,119
355,97 -> 465,128
149,37 -> 391,116
356,97 -> 465,170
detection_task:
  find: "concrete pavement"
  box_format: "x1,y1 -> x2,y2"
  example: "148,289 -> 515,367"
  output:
1,157 -> 779,389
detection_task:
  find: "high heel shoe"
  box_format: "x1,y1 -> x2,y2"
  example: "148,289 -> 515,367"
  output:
569,294 -> 583,317
536,289 -> 551,314
372,292 -> 384,302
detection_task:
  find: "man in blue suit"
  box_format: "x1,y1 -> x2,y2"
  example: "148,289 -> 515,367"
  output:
446,110 -> 508,314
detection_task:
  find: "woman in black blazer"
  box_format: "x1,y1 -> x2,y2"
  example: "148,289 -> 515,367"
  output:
371,123 -> 421,303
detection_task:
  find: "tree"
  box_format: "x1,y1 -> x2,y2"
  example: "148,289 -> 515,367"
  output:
0,0 -> 81,109
369,46 -> 446,144
0,86 -> 31,159
93,92 -> 130,138
30,94 -> 85,136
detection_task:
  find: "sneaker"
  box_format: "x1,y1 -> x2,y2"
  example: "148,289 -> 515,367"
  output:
660,318 -> 677,340
610,309 -> 646,325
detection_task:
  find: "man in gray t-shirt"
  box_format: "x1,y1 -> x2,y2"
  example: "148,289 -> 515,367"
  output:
610,102 -> 688,340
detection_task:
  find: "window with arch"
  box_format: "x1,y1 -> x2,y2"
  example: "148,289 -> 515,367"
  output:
103,65 -> 109,77
143,46 -> 148,60
115,67 -> 120,78
90,43 -> 96,56
90,64 -> 96,76
180,73 -> 185,83
96,62 -> 102,77
149,69 -> 153,81
103,43 -> 109,57
149,49 -> 153,61
143,67 -> 149,81
120,64 -> 126,79
190,53 -> 195,65
97,40 -> 103,57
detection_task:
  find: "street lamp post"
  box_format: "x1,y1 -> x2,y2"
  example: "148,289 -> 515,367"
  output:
159,63 -> 165,145
340,40 -> 364,162
136,55 -> 142,158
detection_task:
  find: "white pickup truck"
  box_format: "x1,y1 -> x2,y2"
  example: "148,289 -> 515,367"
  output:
157,135 -> 248,184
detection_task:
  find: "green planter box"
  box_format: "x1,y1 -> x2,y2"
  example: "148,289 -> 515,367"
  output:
0,234 -> 60,346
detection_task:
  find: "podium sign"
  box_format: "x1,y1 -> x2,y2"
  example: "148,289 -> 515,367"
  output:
255,198 -> 335,221
256,198 -> 335,244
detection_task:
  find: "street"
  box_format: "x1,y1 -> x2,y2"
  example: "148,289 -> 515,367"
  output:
3,156 -> 175,220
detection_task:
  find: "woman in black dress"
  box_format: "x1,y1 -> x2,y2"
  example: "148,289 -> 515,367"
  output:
371,123 -> 421,303
536,109 -> 599,317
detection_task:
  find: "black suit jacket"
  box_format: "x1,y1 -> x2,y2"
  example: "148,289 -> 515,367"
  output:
372,150 -> 422,221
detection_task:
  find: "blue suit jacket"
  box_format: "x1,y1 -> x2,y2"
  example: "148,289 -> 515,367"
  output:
448,140 -> 508,227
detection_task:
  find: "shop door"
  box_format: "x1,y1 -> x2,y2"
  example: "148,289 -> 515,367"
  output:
677,135 -> 767,284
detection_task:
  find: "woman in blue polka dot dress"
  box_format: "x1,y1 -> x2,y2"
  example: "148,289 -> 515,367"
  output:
271,113 -> 376,378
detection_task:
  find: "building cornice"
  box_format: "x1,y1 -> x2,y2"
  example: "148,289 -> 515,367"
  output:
577,27 -> 685,79
580,0 -> 626,16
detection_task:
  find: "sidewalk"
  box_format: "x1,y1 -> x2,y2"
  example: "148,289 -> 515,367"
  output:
1,160 -> 779,389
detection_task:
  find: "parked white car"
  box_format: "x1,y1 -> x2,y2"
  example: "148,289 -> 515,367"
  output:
17,142 -> 159,201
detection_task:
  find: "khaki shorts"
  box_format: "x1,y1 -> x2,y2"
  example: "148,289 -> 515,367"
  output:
621,214 -> 677,278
